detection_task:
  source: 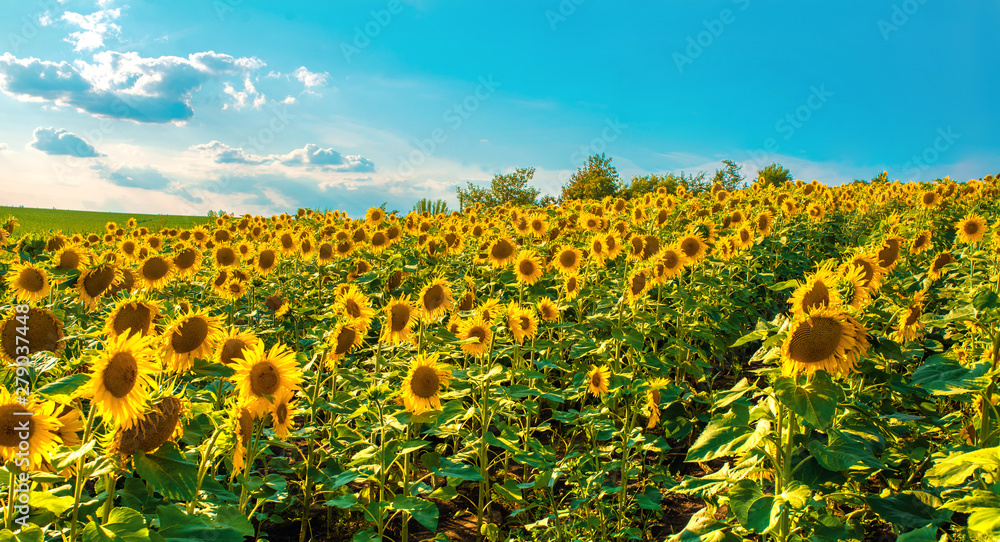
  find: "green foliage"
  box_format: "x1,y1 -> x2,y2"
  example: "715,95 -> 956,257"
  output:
0,205 -> 204,235
412,198 -> 449,215
757,162 -> 792,187
711,159 -> 745,191
456,167 -> 540,208
560,153 -> 621,201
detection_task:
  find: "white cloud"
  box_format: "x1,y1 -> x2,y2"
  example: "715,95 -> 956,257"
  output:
293,66 -> 329,88
189,141 -> 375,172
30,127 -> 104,157
0,143 -> 7,152
62,9 -> 121,52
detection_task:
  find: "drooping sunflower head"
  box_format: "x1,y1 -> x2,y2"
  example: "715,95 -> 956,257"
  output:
76,263 -> 123,310
514,250 -> 543,285
458,315 -> 493,356
82,332 -> 161,430
564,274 -> 583,301
419,278 -> 453,321
780,307 -> 869,377
788,269 -> 840,318
217,328 -> 260,366
264,294 -> 289,319
910,230 -> 932,255
231,341 -> 303,417
113,396 -> 184,455
325,323 -> 363,367
955,212 -> 987,244
625,268 -> 651,305
537,297 -> 560,322
401,353 -> 452,414
6,261 -> 51,303
104,296 -> 162,338
383,295 -> 416,345
0,307 -> 64,363
891,291 -> 926,343
843,255 -> 884,293
929,251 -> 955,279
587,365 -> 611,397
876,236 -> 905,271
505,302 -> 538,344
269,387 -> 298,440
162,309 -> 224,372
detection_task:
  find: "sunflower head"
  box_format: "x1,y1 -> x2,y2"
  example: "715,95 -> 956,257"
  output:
419,278 -> 453,321
781,307 -> 869,377
514,250 -> 543,285
104,296 -> 162,338
956,213 -> 987,244
458,315 -> 493,356
217,328 -> 260,365
537,297 -> 560,322
401,353 -> 452,414
6,261 -> 51,303
587,365 -> 611,396
1,307 -> 64,363
162,309 -> 224,372
82,333 -> 161,430
0,389 -> 60,470
383,296 -> 416,345
231,342 -> 303,417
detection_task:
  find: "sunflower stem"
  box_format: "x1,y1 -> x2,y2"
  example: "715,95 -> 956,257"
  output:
5,469 -> 14,531
188,425 -> 223,515
101,472 -> 117,523
69,403 -> 97,542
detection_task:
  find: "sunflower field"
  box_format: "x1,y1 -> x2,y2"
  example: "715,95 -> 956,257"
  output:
1,175 -> 1000,542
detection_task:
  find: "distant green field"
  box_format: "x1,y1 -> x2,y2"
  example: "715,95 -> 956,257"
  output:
0,206 -> 208,236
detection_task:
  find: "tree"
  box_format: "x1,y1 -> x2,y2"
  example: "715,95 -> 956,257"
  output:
619,171 -> 708,199
560,153 -> 621,202
413,199 -> 449,215
756,163 -> 792,187
456,167 -> 540,208
711,159 -> 745,192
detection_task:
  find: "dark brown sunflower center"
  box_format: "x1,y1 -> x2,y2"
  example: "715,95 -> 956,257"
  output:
220,338 -> 248,364
213,272 -> 228,288
216,248 -> 236,266
116,397 -> 182,455
591,371 -> 603,388
922,192 -> 936,205
680,238 -> 699,258
239,408 -> 253,444
59,251 -> 81,269
933,253 -> 954,272
372,232 -> 388,246
642,237 -> 660,259
17,269 -> 45,292
878,242 -> 900,268
905,306 -> 921,326
174,249 -> 197,270
467,326 -> 487,343
458,292 -> 474,311
491,240 -> 514,260
319,243 -> 333,259
559,250 -> 577,269
801,281 -> 830,312
142,258 -> 170,281
275,402 -> 288,424
964,221 -> 980,236
390,304 -> 411,332
113,304 -> 153,336
281,234 -> 294,249
258,250 -> 276,270
410,365 -> 440,399
423,285 -> 445,311
630,274 -> 647,295
567,277 -> 578,292
104,352 -> 139,398
249,361 -> 280,396
0,405 -> 33,446
171,317 -> 209,354
786,316 -> 843,365
265,296 -> 285,311
83,266 -> 116,297
345,299 -> 362,318
519,316 -> 531,331
519,260 -> 537,276
853,259 -> 875,286
663,251 -> 680,269
335,327 -> 357,355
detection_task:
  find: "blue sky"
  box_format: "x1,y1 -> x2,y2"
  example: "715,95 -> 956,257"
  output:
1,0 -> 997,217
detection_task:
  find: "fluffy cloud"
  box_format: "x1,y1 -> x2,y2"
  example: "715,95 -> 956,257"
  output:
191,141 -> 375,172
0,51 -> 265,123
30,127 -> 104,157
293,66 -> 329,88
103,165 -> 172,189
0,143 -> 7,152
62,9 -> 121,51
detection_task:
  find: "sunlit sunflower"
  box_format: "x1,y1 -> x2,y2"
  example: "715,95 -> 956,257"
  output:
657,248 -> 687,283
478,298 -> 503,323
207,331 -> 256,372
113,396 -> 183,455
136,255 -> 173,290
231,406 -> 254,474
213,245 -> 239,268
338,285 -> 375,333
625,267 -> 652,305
104,296 -> 162,338
383,296 -> 416,345
920,190 -> 941,209
781,307 -> 869,377
254,247 -> 279,275
81,333 -> 160,430
836,264 -> 870,310
644,378 -> 671,429
231,341 -> 303,417
513,250 -> 544,285
53,245 -> 90,270
54,405 -> 83,447
910,230 -> 933,255
401,353 -> 452,414
678,233 -> 708,264
458,315 -> 493,356
841,255 -> 884,294
955,212 -> 987,244
419,278 -> 454,321
605,233 -> 622,259
488,237 -> 517,268
876,236 -> 905,271
506,302 -> 538,344
537,297 -> 560,322
325,323 -> 363,367
891,291 -> 926,343
587,365 -> 611,397
76,263 -> 122,310
551,245 -> 583,275
929,252 -> 955,280
161,309 -> 224,372
788,268 -> 841,318
0,307 -> 64,363
0,389 -> 60,470
6,261 -> 50,303
268,387 -> 298,440
171,244 -> 202,277
564,274 -> 583,300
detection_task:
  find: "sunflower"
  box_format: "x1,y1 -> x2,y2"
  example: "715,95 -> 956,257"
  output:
0,389 -> 60,470
955,213 -> 987,244
113,396 -> 183,455
231,342 -> 303,417
478,298 -> 503,323
213,245 -> 239,268
604,233 -> 622,259
644,378 -> 671,429
400,353 -> 452,415
6,261 -> 50,303
383,296 -> 416,345
81,333 -> 160,430
419,278 -> 454,321
788,269 -> 840,318
910,230 -> 933,255
214,328 -> 260,367
658,248 -> 687,282
781,307 -> 869,377
366,206 -> 385,226
929,252 -> 955,280
919,190 -> 941,209
564,274 -> 583,301
161,309 -> 224,372
552,246 -> 583,275
488,237 -> 517,268
135,255 -> 173,290
625,268 -> 652,305
625,236 -> 645,262
876,236 -> 905,271
587,365 -> 611,396
506,302 -> 538,344
836,264 -> 870,310
231,407 -> 254,474
842,255 -> 884,294
0,307 -> 64,363
513,250 -> 544,285
254,247 -> 279,275
678,233 -> 708,264
325,323 -> 363,367
74,263 -> 120,309
263,387 -> 298,440
55,405 -> 84,447
53,245 -> 90,270
458,315 -> 492,356
537,297 -> 560,322
338,285 -> 375,333
892,291 -> 926,343
104,296 -> 162,338
171,244 -> 202,277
